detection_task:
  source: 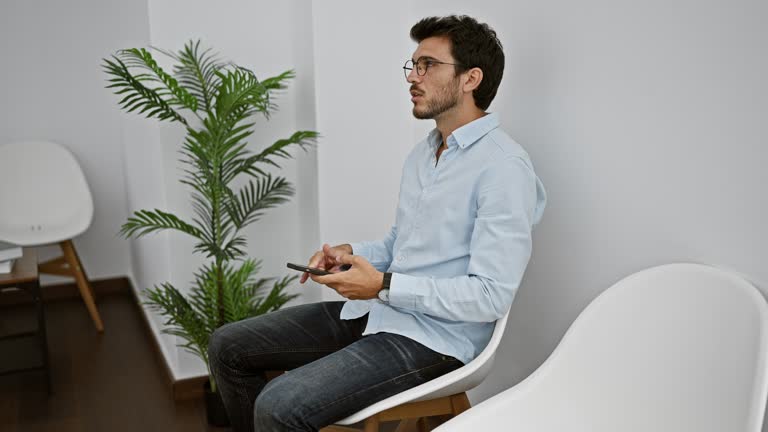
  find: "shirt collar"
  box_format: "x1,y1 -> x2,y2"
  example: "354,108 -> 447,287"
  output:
427,112 -> 500,150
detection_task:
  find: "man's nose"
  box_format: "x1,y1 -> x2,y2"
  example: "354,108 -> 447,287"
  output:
406,68 -> 420,84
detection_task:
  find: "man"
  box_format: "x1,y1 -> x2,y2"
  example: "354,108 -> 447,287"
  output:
208,15 -> 547,432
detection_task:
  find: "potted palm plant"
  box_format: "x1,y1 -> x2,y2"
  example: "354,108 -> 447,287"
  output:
103,40 -> 317,426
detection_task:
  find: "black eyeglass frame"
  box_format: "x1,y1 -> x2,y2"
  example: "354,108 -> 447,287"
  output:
403,58 -> 465,80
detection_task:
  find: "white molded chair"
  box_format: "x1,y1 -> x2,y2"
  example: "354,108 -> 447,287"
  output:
0,141 -> 104,332
435,263 -> 768,432
325,309 -> 510,431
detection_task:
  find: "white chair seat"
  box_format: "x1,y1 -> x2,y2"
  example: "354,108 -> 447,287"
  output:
334,310 -> 510,426
0,141 -> 93,246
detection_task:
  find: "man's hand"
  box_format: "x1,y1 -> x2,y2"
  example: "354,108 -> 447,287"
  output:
310,254 -> 384,300
300,243 -> 353,284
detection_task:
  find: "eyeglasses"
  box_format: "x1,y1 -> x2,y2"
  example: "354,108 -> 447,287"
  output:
403,58 -> 464,80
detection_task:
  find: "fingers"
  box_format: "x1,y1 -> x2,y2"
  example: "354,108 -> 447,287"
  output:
322,243 -> 343,266
308,248 -> 326,268
310,279 -> 354,299
310,272 -> 339,285
301,250 -> 326,284
302,243 -> 353,284
338,254 -> 358,265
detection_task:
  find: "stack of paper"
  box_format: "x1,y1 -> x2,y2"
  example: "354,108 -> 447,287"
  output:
0,241 -> 23,274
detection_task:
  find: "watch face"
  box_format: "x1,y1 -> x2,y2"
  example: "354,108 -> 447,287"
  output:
378,289 -> 390,302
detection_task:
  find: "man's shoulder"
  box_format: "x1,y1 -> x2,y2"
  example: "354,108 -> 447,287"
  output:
477,128 -> 533,164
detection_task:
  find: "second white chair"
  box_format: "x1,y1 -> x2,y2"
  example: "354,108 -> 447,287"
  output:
0,140 -> 104,332
435,263 -> 768,432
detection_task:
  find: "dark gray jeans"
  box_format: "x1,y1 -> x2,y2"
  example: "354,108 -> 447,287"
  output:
207,301 -> 463,432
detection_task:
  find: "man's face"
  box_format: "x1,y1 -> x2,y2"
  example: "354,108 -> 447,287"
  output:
407,36 -> 463,120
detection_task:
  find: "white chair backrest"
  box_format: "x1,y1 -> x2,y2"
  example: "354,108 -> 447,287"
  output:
436,263 -> 768,432
336,309 -> 511,425
0,141 -> 93,246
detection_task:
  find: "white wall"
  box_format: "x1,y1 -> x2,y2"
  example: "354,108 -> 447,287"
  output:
312,0 -> 418,301
0,0 -> 140,285
314,0 -> 768,423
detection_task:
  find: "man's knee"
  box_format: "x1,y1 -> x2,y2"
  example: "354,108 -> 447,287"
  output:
254,377 -> 308,430
208,322 -> 238,370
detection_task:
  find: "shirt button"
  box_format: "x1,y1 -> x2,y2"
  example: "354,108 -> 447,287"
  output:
396,255 -> 405,262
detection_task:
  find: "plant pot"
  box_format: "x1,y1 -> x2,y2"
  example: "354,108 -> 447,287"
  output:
204,380 -> 231,427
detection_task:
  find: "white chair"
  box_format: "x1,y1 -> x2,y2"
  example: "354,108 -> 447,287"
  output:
434,263 -> 768,432
323,309 -> 511,432
0,140 -> 104,332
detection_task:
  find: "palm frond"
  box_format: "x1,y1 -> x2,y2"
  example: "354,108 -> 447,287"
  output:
117,48 -> 198,112
159,40 -> 223,112
143,282 -> 210,362
186,263 -> 226,333
120,209 -> 206,240
251,274 -> 300,316
256,70 -> 296,113
219,259 -> 261,322
189,192 -> 216,241
223,175 -> 294,230
218,234 -> 248,260
259,70 -> 295,92
224,131 -> 318,183
103,56 -> 188,125
215,66 -> 292,121
190,230 -> 247,261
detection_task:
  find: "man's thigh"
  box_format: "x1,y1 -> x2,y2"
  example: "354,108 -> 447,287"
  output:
209,301 -> 367,372
255,332 -> 464,430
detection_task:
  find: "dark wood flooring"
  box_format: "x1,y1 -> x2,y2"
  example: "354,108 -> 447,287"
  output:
0,291 -> 441,432
0,292 -> 226,432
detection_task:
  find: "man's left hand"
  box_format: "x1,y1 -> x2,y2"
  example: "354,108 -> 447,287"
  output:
310,254 -> 384,300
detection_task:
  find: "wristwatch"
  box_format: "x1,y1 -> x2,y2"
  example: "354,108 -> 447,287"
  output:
378,272 -> 392,302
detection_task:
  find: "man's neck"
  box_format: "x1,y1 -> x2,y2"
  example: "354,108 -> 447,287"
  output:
435,105 -> 487,149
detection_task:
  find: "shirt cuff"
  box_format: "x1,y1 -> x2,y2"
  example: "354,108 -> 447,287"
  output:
387,272 -> 420,311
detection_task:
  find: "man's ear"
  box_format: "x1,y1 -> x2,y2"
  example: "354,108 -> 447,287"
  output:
462,67 -> 483,93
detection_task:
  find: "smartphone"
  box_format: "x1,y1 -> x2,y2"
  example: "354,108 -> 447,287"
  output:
286,263 -> 352,276
286,263 -> 333,276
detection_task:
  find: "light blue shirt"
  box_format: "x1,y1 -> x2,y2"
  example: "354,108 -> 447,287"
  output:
344,113 -> 547,364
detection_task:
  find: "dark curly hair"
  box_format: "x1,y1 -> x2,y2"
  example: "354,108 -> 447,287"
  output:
410,15 -> 504,110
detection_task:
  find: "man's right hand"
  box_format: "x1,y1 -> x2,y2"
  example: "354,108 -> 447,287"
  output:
300,243 -> 353,284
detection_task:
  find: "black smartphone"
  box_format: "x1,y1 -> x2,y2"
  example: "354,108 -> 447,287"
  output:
286,263 -> 333,276
286,263 -> 352,276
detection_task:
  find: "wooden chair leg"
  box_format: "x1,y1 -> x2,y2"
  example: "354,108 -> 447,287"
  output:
60,240 -> 104,332
416,417 -> 430,432
333,393 -> 467,432
449,393 -> 471,417
320,427 -> 360,432
394,418 -> 419,432
364,414 -> 381,432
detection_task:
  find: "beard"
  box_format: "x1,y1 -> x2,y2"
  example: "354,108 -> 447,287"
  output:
412,78 -> 462,120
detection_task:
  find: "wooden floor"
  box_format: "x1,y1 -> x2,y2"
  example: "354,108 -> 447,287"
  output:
0,292 -> 440,432
0,292 -> 226,432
